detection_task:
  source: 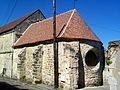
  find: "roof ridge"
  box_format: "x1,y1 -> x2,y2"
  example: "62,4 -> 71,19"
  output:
59,9 -> 76,37
57,9 -> 76,17
35,9 -> 76,25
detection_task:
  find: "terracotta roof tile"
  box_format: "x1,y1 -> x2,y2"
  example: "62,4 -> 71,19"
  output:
61,11 -> 100,41
14,9 -> 101,48
0,9 -> 41,34
0,15 -> 29,34
109,40 -> 120,47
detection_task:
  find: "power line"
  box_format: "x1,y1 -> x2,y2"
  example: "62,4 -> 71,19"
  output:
89,23 -> 120,33
78,9 -> 120,33
0,0 -> 11,26
5,0 -> 18,24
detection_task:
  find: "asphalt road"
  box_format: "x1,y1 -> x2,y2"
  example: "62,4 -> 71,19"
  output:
0,77 -> 110,90
79,85 -> 110,90
0,77 -> 62,90
0,82 -> 21,90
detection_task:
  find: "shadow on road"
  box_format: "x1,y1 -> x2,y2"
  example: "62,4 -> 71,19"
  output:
0,82 -> 28,90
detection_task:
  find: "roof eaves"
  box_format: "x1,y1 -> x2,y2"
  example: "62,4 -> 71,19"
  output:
74,11 -> 101,42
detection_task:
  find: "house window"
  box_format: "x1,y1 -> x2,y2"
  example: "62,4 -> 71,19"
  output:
85,50 -> 98,66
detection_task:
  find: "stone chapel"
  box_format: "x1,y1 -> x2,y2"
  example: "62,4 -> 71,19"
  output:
12,9 -> 105,89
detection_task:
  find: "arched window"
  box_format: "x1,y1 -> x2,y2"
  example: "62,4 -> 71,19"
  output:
85,50 -> 98,66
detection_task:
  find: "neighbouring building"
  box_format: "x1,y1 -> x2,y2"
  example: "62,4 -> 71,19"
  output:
107,40 -> 120,90
0,9 -> 45,78
13,9 -> 105,89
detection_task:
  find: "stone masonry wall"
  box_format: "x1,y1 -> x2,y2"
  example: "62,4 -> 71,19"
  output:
13,48 -> 22,79
0,32 -> 14,53
59,42 -> 80,89
13,46 -> 43,83
17,48 -> 26,80
42,44 -> 54,86
25,47 -> 35,83
0,32 -> 14,77
112,50 -> 120,90
107,46 -> 120,90
13,44 -> 54,85
13,41 -> 103,89
80,42 -> 103,86
0,53 -> 12,77
0,10 -> 45,78
59,41 -> 103,89
32,45 -> 43,83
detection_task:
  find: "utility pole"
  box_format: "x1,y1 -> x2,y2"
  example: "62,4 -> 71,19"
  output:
74,0 -> 75,9
74,0 -> 78,9
53,0 -> 59,88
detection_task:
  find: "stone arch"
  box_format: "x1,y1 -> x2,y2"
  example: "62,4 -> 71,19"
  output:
17,48 -> 26,80
32,46 -> 43,83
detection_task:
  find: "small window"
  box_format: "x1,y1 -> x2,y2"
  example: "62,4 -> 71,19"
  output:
85,50 -> 98,66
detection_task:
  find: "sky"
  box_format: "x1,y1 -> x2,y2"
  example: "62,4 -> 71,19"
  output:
0,0 -> 120,48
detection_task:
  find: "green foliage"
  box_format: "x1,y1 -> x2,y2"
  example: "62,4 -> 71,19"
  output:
106,57 -> 112,65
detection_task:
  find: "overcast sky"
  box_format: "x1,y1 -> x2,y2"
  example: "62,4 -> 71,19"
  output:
0,0 -> 120,48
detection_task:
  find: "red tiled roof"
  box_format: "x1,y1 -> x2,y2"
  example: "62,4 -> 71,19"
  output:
0,15 -> 29,34
14,9 -> 101,48
0,10 -> 40,34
